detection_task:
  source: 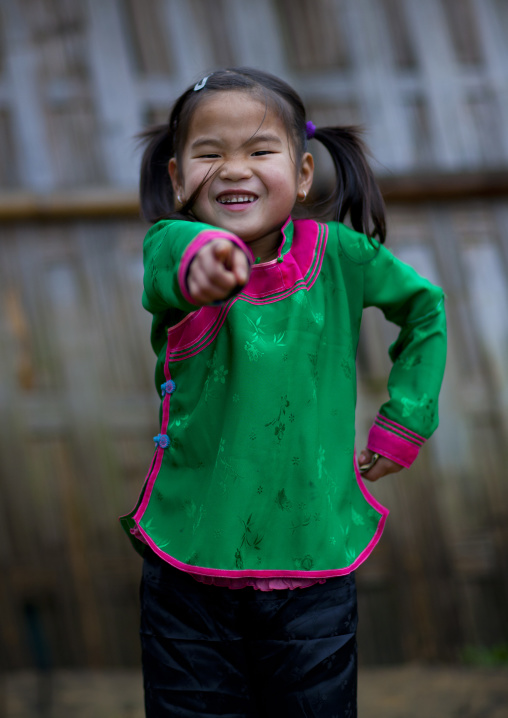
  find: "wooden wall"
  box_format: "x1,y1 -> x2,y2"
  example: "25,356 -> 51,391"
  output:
356,199 -> 508,663
1,0 -> 508,191
0,0 -> 508,668
1,198 -> 508,668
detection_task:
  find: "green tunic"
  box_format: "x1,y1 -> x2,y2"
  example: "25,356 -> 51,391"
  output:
121,217 -> 446,578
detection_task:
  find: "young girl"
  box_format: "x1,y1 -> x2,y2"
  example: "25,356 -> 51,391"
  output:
121,67 -> 446,717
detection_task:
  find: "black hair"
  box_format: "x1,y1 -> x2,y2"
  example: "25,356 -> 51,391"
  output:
138,67 -> 386,243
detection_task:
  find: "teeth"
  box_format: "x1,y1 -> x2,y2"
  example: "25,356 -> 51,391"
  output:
218,195 -> 256,204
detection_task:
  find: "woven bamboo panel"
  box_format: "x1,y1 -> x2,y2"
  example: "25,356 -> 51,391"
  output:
0,219 -> 157,668
356,201 -> 508,662
0,200 -> 507,668
1,0 -> 508,190
0,0 -> 507,670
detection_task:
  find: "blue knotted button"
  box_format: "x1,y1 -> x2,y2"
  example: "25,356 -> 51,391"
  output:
153,433 -> 170,449
161,380 -> 176,397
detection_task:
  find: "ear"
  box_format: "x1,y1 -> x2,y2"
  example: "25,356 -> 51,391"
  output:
297,152 -> 314,199
168,158 -> 184,201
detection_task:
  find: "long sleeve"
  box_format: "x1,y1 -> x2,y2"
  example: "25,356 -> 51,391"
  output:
142,219 -> 251,314
361,237 -> 446,467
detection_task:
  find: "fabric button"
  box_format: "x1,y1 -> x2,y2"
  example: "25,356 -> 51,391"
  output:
153,433 -> 171,449
161,380 -> 176,397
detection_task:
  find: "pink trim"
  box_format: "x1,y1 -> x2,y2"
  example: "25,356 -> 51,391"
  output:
168,286 -> 309,364
166,304 -> 227,359
375,414 -> 426,444
375,417 -> 424,447
352,449 -> 390,518
178,229 -> 253,305
129,218 -> 388,578
192,575 -> 327,591
129,525 -> 148,544
245,219 -> 324,298
165,219 -> 327,362
133,341 -> 174,523
131,453 -> 388,579
119,452 -> 158,526
367,423 -> 421,468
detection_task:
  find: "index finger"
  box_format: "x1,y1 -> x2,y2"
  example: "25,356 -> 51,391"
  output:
229,246 -> 250,286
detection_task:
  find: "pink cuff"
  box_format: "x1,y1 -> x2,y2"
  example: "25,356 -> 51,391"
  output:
367,414 -> 426,469
178,230 -> 253,305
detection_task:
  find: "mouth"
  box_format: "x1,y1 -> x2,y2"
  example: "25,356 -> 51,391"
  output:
216,192 -> 258,206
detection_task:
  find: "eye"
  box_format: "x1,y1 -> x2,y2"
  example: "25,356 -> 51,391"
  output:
199,153 -> 220,159
252,150 -> 273,156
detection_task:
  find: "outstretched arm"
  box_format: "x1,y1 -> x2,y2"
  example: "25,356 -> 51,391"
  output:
142,220 -> 252,314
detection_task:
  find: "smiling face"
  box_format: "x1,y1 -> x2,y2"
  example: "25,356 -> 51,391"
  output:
168,91 -> 314,261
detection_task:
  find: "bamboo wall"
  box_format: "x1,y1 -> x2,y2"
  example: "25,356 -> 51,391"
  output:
1,198 -> 507,669
0,0 -> 508,668
2,0 -> 508,190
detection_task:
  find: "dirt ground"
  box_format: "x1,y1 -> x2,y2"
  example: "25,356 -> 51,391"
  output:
2,666 -> 507,717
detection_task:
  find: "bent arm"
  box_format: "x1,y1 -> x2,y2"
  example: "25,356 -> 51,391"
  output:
362,244 -> 447,468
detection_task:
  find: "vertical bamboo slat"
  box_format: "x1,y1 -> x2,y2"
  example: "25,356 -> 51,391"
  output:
1,0 -> 508,668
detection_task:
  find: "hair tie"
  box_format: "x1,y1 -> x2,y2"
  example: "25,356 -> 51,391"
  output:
194,75 -> 211,91
305,121 -> 316,139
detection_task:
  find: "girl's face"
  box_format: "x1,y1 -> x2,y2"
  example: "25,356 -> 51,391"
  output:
169,91 -> 314,261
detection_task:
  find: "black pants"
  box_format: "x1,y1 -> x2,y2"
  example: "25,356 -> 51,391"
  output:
140,548 -> 358,717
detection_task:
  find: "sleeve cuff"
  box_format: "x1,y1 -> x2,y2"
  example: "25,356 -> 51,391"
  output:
178,229 -> 253,305
367,414 -> 426,469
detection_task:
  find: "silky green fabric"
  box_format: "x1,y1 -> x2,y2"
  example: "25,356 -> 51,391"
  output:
121,219 -> 446,575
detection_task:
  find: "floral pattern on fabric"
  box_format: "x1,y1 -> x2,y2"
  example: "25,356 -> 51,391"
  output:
120,218 -> 446,576
265,395 -> 291,444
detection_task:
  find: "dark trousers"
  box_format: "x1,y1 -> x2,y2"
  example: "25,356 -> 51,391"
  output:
140,548 -> 358,717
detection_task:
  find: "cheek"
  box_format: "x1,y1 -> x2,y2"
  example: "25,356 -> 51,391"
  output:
269,173 -> 298,200
263,163 -> 296,190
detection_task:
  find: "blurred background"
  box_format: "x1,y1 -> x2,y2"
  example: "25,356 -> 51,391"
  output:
1,0 -> 508,715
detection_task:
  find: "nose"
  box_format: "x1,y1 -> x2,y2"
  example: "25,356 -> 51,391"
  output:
218,155 -> 252,181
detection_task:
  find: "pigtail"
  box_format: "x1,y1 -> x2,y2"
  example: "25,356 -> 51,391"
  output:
312,126 -> 386,243
138,125 -> 176,223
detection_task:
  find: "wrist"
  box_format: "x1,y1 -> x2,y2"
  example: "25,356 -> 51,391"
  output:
367,414 -> 426,469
